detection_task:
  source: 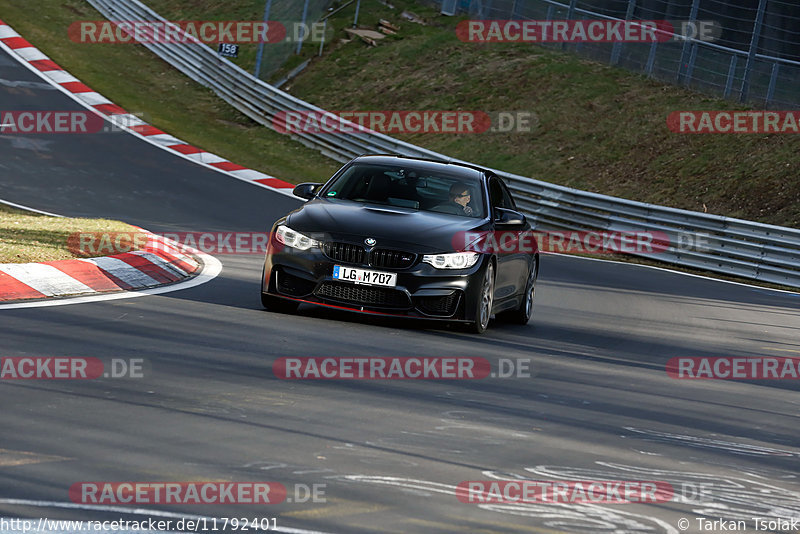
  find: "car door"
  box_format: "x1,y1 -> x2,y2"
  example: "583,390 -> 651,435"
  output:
488,177 -> 528,301
498,179 -> 532,295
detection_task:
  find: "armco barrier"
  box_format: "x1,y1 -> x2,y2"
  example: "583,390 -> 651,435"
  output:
85,0 -> 800,288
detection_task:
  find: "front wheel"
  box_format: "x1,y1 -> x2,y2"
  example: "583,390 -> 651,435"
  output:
468,261 -> 495,334
500,257 -> 537,325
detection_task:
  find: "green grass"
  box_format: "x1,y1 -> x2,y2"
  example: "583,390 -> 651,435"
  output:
0,0 -> 339,185
0,205 -> 140,263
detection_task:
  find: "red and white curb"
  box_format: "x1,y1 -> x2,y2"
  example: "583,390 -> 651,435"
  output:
0,19 -> 297,197
0,230 -> 201,302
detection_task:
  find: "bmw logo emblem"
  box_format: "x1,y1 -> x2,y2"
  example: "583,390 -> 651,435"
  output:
365,238 -> 377,247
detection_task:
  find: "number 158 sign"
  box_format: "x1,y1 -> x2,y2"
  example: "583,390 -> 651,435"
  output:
218,43 -> 239,58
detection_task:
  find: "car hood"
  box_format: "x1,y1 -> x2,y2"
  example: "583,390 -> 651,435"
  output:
283,199 -> 489,253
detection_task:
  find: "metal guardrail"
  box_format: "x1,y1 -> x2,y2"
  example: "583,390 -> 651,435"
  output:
86,0 -> 800,289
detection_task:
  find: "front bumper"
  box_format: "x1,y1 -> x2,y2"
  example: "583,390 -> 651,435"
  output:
262,239 -> 489,322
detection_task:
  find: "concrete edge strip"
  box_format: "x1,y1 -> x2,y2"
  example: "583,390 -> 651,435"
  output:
0,19 -> 299,199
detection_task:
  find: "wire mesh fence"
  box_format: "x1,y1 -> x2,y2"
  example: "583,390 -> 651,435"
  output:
435,0 -> 800,108
252,0 -> 332,80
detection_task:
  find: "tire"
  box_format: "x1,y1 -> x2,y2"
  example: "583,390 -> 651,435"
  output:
468,261 -> 495,334
261,292 -> 299,313
500,257 -> 537,325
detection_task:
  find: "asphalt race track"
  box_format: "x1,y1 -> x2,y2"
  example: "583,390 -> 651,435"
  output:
1,46 -> 799,534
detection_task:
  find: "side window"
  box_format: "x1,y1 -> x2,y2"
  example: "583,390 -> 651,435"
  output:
489,177 -> 515,212
489,178 -> 504,210
498,180 -> 517,210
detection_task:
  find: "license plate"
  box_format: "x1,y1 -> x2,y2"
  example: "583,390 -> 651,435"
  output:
333,265 -> 397,287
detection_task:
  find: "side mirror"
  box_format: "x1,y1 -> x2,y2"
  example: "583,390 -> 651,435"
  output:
293,182 -> 323,200
495,207 -> 526,227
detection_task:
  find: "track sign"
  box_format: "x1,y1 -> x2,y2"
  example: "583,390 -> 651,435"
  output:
218,43 -> 239,58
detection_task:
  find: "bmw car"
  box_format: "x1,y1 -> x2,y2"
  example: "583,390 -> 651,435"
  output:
260,155 -> 539,333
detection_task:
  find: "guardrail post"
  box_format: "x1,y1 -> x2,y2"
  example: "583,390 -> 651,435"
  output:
765,62 -> 780,107
677,0 -> 700,83
297,0 -> 310,54
353,0 -> 361,27
645,40 -> 658,76
253,0 -> 274,79
683,39 -> 698,87
723,55 -> 738,98
740,0 -> 768,103
318,19 -> 327,56
566,0 -> 577,20
562,0 -> 578,51
610,0 -> 636,66
441,0 -> 457,16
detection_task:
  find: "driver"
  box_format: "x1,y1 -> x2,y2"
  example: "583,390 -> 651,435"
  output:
436,182 -> 474,216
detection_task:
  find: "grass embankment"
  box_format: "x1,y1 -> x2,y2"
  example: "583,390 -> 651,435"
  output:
0,205 -> 138,263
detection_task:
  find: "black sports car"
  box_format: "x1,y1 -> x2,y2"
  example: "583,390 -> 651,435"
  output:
260,155 -> 539,333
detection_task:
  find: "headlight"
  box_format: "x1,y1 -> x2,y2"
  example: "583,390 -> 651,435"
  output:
422,252 -> 480,269
275,225 -> 319,250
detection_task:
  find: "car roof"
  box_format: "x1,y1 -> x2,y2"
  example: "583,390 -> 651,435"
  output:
351,154 -> 491,180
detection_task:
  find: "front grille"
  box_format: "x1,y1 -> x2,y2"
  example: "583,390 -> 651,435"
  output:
276,271 -> 316,297
316,281 -> 411,309
322,242 -> 366,265
323,242 -> 416,270
370,249 -> 417,269
416,292 -> 461,317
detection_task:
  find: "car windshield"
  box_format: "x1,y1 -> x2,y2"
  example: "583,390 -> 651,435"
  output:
320,162 -> 487,218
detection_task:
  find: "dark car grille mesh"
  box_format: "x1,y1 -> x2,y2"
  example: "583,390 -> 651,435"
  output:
316,281 -> 411,309
276,271 -> 316,298
322,242 -> 366,265
416,292 -> 461,317
370,249 -> 417,269
322,242 -> 416,269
